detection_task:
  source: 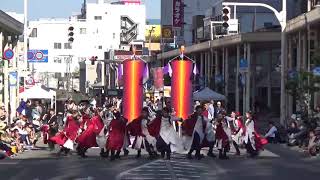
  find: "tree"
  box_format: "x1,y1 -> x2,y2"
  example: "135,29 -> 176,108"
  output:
286,49 -> 320,118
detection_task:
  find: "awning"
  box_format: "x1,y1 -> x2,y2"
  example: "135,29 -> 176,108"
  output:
20,85 -> 56,100
193,87 -> 226,101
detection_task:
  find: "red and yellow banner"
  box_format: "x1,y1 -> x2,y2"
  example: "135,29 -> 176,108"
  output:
123,59 -> 145,122
171,59 -> 193,120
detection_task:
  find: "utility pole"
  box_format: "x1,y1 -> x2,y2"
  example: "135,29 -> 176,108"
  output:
23,0 -> 28,92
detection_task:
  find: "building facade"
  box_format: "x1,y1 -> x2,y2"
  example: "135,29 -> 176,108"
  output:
28,0 -> 146,89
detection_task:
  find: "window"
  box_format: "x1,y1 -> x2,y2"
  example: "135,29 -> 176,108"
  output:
98,45 -> 102,49
80,28 -> 87,34
113,33 -> 116,39
54,57 -> 62,63
30,28 -> 37,37
94,16 -> 102,20
64,43 -> 72,49
54,43 -> 62,49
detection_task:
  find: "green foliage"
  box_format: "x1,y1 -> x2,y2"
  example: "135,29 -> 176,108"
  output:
286,48 -> 320,116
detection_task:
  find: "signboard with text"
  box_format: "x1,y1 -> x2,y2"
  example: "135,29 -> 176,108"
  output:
173,0 -> 184,28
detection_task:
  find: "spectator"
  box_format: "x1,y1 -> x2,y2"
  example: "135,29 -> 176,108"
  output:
286,121 -> 301,146
264,121 -> 278,143
25,100 -> 33,124
304,130 -> 319,156
208,100 -> 215,121
0,103 -> 7,121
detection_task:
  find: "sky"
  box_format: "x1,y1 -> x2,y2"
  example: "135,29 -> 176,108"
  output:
0,0 -> 160,20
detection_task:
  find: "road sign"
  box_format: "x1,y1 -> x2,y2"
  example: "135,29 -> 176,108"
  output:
313,67 -> 320,76
3,49 -> 14,60
27,50 -> 48,63
9,72 -> 17,87
239,58 -> 248,72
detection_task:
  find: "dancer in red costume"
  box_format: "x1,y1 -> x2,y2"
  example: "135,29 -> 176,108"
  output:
127,107 -> 157,158
107,111 -> 127,161
243,111 -> 268,158
182,105 -> 207,160
215,114 -> 230,159
77,108 -> 104,158
148,107 -> 182,159
50,110 -> 80,156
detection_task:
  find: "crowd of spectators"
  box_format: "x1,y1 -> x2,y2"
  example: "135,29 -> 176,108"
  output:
0,100 -> 50,159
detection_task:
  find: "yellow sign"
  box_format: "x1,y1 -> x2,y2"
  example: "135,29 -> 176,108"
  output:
145,25 -> 161,43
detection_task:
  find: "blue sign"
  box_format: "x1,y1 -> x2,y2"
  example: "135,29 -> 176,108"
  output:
313,67 -> 320,76
9,72 -> 17,87
27,50 -> 48,63
239,58 -> 248,72
3,49 -> 14,60
288,69 -> 298,79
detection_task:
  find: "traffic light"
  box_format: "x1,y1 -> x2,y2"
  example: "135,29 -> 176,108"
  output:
222,6 -> 231,29
90,56 -> 98,65
68,26 -> 74,43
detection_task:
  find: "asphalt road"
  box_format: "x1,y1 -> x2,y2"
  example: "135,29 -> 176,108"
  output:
1,144 -> 320,180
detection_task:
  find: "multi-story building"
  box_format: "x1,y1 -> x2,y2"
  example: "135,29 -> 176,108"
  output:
0,10 -> 23,122
157,0 -> 311,119
28,0 -> 146,89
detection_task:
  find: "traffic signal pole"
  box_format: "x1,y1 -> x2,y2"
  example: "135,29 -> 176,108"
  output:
223,1 -> 287,125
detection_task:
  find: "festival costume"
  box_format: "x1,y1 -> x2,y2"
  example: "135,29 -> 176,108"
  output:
148,116 -> 181,159
244,119 -> 268,157
182,114 -> 206,159
127,116 -> 157,157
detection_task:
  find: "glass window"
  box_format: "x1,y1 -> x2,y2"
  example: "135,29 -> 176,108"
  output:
54,57 -> 62,63
98,45 -> 102,49
64,43 -> 72,49
80,28 -> 87,34
54,43 -> 62,49
94,16 -> 102,20
30,28 -> 37,37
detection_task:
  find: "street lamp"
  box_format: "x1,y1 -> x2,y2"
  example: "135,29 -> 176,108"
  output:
223,0 -> 287,125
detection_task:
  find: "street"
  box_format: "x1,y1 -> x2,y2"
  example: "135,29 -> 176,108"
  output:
1,144 -> 320,180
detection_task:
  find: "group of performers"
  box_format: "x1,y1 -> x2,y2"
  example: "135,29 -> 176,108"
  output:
46,103 -> 267,161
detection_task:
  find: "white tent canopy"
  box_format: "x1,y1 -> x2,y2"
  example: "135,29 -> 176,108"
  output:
20,85 -> 56,109
193,87 -> 226,101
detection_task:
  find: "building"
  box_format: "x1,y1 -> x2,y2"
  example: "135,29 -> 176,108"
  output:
28,0 -> 146,89
161,0 -> 219,46
157,0 -> 320,123
0,10 -> 24,122
284,0 -> 320,121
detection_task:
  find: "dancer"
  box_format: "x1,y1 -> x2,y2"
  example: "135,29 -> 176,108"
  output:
77,108 -> 104,158
215,114 -> 230,159
182,105 -> 206,160
148,107 -> 181,160
243,111 -> 267,158
50,110 -> 80,156
107,111 -> 127,161
127,107 -> 157,158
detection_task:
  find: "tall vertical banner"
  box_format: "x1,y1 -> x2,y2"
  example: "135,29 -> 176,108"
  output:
123,59 -> 145,122
171,59 -> 193,120
173,0 -> 184,28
